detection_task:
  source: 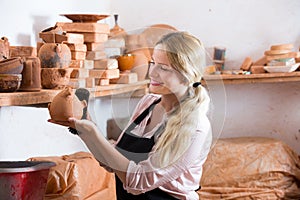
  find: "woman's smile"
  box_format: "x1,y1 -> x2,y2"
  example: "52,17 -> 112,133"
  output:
150,80 -> 163,86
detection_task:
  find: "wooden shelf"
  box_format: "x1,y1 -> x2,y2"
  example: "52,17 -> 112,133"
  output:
0,80 -> 149,107
202,72 -> 300,85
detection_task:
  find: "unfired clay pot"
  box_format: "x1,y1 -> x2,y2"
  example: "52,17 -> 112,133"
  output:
38,43 -> 71,68
48,87 -> 87,122
41,68 -> 72,89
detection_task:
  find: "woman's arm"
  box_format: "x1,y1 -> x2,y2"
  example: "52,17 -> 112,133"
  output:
49,117 -> 130,183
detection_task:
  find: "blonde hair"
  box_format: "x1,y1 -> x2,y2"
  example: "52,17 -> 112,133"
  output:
153,31 -> 210,167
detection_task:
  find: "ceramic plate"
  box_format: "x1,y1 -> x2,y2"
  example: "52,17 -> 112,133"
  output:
60,14 -> 109,23
264,63 -> 300,73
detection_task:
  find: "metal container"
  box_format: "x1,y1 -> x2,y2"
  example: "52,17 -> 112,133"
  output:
0,161 -> 55,200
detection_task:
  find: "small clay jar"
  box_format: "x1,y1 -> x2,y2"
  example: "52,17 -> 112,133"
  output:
38,43 -> 71,68
48,87 -> 87,122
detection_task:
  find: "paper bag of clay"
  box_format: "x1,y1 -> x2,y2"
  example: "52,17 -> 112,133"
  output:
28,151 -> 116,200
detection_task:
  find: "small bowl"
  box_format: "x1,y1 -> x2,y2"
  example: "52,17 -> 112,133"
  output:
0,74 -> 22,92
116,54 -> 135,71
0,57 -> 24,74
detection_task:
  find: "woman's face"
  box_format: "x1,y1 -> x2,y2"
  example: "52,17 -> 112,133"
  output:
148,44 -> 188,98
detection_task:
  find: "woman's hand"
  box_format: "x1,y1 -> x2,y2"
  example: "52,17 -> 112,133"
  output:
48,117 -> 97,134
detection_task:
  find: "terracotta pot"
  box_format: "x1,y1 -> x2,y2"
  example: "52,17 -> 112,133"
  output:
38,43 -> 71,68
127,48 -> 151,80
0,57 -> 24,74
19,57 -> 41,91
41,68 -> 72,89
48,87 -> 87,122
116,54 -> 135,71
0,74 -> 22,92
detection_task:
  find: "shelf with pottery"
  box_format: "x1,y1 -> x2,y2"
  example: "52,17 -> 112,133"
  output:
202,71 -> 300,85
0,80 -> 149,107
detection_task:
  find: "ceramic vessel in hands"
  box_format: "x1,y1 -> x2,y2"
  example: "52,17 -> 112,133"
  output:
48,87 -> 87,122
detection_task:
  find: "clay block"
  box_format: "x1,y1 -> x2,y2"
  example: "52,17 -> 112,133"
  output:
68,78 -> 86,88
85,77 -> 95,88
69,60 -> 84,68
110,72 -> 138,84
250,65 -> 266,74
253,56 -> 268,66
71,51 -> 86,60
81,33 -> 108,43
55,33 -> 84,44
89,68 -> 120,79
85,42 -> 105,51
70,68 -> 89,78
95,78 -> 110,86
240,57 -> 253,71
94,59 -> 118,69
86,51 -> 106,60
55,22 -> 110,33
9,46 -> 37,57
83,60 -> 94,69
65,43 -> 87,52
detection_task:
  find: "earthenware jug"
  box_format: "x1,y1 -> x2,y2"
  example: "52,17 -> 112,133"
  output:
38,43 -> 71,68
48,87 -> 87,122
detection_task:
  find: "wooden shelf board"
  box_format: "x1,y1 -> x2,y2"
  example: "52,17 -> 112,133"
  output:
0,80 -> 149,107
202,72 -> 300,85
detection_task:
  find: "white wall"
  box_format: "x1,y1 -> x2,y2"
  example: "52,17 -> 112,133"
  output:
0,0 -> 111,46
111,0 -> 300,67
0,0 -> 300,161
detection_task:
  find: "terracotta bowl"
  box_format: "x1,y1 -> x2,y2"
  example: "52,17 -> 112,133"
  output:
0,57 -> 24,74
116,54 -> 135,71
0,74 -> 22,92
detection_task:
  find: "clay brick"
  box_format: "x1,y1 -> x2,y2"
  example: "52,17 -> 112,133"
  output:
70,68 -> 89,78
240,57 -> 253,71
56,22 -> 110,33
89,69 -> 120,79
55,33 -> 84,44
94,59 -> 118,69
69,59 -> 84,68
86,51 -> 106,60
68,78 -> 86,88
95,78 -> 110,86
81,33 -> 108,43
110,72 -> 138,84
253,56 -> 268,66
250,65 -> 266,74
9,46 -> 37,57
65,43 -> 87,52
83,60 -> 94,69
85,77 -> 96,88
71,51 -> 86,60
85,42 -> 105,51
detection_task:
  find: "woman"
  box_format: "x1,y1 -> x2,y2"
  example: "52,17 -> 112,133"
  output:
49,31 -> 212,200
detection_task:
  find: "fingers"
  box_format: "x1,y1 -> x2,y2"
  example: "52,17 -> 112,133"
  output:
47,119 -> 72,127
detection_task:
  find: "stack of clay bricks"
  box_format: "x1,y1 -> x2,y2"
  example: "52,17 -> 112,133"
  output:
55,21 -> 120,88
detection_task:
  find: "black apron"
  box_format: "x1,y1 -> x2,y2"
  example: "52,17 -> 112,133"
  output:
115,98 -> 179,200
